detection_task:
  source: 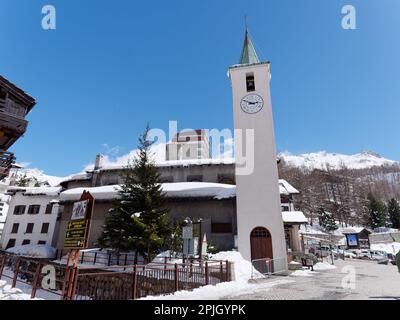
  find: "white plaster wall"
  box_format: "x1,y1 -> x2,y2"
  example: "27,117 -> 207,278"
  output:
0,195 -> 10,236
0,192 -> 60,249
229,62 -> 287,271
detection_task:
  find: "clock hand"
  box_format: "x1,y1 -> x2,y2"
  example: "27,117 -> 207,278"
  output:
243,100 -> 256,104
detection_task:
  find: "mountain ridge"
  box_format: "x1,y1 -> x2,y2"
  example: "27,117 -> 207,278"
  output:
4,151 -> 398,187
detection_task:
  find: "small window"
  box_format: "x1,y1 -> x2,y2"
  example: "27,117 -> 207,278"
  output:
211,223 -> 233,234
26,223 -> 34,234
22,239 -> 31,245
45,204 -> 53,214
28,205 -> 40,215
38,240 -> 46,245
6,239 -> 16,249
246,73 -> 255,92
11,223 -> 19,234
13,205 -> 26,215
41,223 -> 50,234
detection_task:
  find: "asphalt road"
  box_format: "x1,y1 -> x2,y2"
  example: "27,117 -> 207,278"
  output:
224,259 -> 400,300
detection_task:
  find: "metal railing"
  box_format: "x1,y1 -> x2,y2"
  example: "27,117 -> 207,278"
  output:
73,259 -> 231,300
1,251 -> 232,300
0,252 -> 66,299
251,257 -> 288,279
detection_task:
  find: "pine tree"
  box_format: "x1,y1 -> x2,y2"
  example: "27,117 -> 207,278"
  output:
317,207 -> 338,232
367,193 -> 387,229
387,198 -> 400,229
16,174 -> 30,187
99,125 -> 171,262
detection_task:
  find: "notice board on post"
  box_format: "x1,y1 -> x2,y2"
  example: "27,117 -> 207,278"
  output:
63,191 -> 94,249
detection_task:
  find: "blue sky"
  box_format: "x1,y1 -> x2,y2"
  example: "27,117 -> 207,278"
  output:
1,0 -> 399,176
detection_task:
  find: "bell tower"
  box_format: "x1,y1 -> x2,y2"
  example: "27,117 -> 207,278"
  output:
229,26 -> 287,272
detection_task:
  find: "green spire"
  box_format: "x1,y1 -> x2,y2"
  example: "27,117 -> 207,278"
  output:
239,27 -> 260,65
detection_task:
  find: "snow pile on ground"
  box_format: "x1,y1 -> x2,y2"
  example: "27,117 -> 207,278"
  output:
289,262 -> 335,277
6,245 -> 56,259
142,251 -> 290,300
210,251 -> 259,280
290,269 -> 316,277
150,250 -> 182,265
313,262 -> 337,271
371,242 -> 400,255
0,280 -> 38,300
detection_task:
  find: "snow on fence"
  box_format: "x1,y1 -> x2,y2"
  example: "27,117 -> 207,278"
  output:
0,251 -> 66,299
74,259 -> 231,300
0,250 -> 232,300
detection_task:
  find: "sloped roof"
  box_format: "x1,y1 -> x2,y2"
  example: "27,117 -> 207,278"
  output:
0,75 -> 36,112
239,29 -> 260,65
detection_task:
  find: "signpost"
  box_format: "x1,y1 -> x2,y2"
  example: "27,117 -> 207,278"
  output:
62,191 -> 94,300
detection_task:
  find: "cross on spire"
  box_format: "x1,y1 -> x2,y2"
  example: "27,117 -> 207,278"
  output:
239,19 -> 260,65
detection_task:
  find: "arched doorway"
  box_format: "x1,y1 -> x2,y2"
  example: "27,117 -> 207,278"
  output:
250,227 -> 273,261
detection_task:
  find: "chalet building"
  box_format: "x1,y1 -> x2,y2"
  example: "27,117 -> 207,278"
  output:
0,75 -> 36,179
0,187 -> 62,249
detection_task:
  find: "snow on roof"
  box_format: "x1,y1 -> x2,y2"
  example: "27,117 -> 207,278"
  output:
341,227 -> 370,234
59,180 -> 298,203
279,179 -> 299,195
7,186 -> 61,197
98,158 -> 236,171
282,211 -> 308,224
6,244 -> 56,259
59,172 -> 92,184
164,182 -> 236,200
60,185 -> 119,202
0,193 -> 10,202
60,182 -> 237,202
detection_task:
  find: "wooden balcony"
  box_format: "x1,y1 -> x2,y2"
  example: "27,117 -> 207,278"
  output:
0,111 -> 28,150
0,75 -> 36,151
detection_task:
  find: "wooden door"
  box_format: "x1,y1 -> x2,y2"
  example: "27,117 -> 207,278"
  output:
250,227 -> 273,260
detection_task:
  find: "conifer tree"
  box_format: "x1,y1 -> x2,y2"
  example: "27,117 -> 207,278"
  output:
16,173 -> 30,187
388,198 -> 400,229
317,207 -> 338,232
99,125 -> 171,262
367,193 -> 387,229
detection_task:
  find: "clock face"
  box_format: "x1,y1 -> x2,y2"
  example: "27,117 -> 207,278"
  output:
240,94 -> 264,114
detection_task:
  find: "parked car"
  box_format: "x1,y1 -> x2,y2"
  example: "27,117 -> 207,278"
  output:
358,249 -> 388,261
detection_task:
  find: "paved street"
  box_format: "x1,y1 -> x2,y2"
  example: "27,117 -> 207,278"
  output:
224,259 -> 400,300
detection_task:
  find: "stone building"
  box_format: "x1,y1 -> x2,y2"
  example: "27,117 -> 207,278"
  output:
55,155 -> 306,255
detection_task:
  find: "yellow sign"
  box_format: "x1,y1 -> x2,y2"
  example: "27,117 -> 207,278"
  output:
64,219 -> 87,249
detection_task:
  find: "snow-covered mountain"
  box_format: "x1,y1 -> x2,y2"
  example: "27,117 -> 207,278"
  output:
4,150 -> 397,188
2,168 -> 72,187
279,151 -> 398,170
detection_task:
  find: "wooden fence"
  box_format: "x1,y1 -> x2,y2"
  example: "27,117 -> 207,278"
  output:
73,260 -> 230,300
0,251 -> 232,300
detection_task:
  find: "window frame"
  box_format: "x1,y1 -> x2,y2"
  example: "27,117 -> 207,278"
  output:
41,222 -> 50,234
11,223 -> 19,234
27,205 -> 41,215
13,205 -> 26,215
26,223 -> 34,234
